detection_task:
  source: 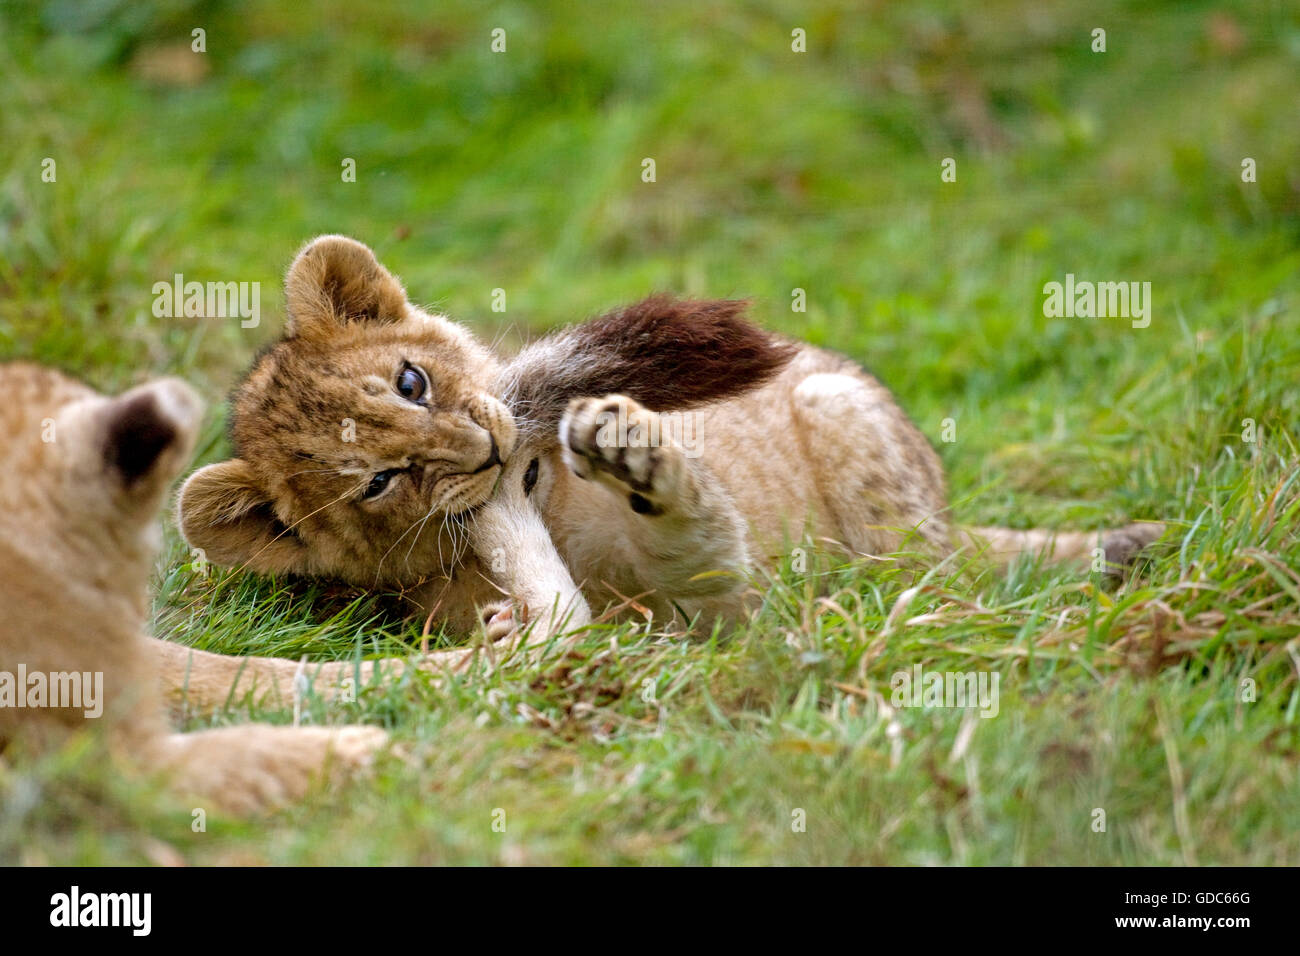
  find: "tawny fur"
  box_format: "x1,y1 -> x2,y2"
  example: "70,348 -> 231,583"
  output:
178,235 -> 1163,645
0,363 -> 388,815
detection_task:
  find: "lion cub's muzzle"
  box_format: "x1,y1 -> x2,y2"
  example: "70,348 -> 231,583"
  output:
469,393 -> 518,468
471,433 -> 503,474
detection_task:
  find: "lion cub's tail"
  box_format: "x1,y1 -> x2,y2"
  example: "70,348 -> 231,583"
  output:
958,522 -> 1165,573
497,295 -> 797,442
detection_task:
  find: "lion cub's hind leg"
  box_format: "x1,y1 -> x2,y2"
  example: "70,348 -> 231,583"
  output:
789,369 -> 951,559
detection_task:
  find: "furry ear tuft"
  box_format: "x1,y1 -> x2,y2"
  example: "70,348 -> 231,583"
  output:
284,235 -> 409,340
102,379 -> 201,490
497,296 -> 797,439
176,459 -> 309,575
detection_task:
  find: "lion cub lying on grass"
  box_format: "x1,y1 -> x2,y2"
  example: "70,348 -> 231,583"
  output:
0,363 -> 386,814
178,235 -> 1161,646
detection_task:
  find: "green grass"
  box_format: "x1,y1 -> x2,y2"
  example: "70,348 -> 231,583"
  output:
2,0 -> 1299,864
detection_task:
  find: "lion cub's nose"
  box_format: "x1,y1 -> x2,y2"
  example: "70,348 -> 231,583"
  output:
472,433 -> 501,474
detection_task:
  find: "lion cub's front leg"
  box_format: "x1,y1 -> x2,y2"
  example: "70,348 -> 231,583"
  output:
155,724 -> 389,815
559,395 -> 750,623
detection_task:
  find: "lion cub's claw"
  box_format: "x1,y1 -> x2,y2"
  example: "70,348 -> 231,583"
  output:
480,600 -> 520,642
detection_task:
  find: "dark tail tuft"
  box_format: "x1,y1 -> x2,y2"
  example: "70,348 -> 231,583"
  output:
497,295 -> 797,439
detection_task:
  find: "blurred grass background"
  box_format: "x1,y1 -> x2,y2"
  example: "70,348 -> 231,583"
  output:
2,0 -> 1297,524
2,0 -> 1299,864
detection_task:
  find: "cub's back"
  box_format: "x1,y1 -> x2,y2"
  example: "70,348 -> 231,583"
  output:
692,344 -> 950,557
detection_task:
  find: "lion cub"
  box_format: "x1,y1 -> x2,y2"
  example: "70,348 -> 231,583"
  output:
0,363 -> 386,814
177,236 -> 1161,643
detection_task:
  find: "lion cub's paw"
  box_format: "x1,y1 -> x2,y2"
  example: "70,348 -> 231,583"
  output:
264,726 -> 389,805
480,600 -> 520,642
326,725 -> 391,768
560,394 -> 684,515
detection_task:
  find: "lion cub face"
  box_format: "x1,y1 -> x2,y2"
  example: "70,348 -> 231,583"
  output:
179,236 -> 517,586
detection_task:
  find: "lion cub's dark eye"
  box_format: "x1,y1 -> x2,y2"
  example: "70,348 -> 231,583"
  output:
363,469 -> 400,500
395,365 -> 428,403
522,457 -> 539,496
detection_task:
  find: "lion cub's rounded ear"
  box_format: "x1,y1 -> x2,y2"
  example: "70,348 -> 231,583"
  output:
177,459 -> 309,575
284,235 -> 409,340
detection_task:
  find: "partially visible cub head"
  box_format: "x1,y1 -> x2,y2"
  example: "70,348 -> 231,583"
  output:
178,236 -> 518,587
0,363 -> 202,740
